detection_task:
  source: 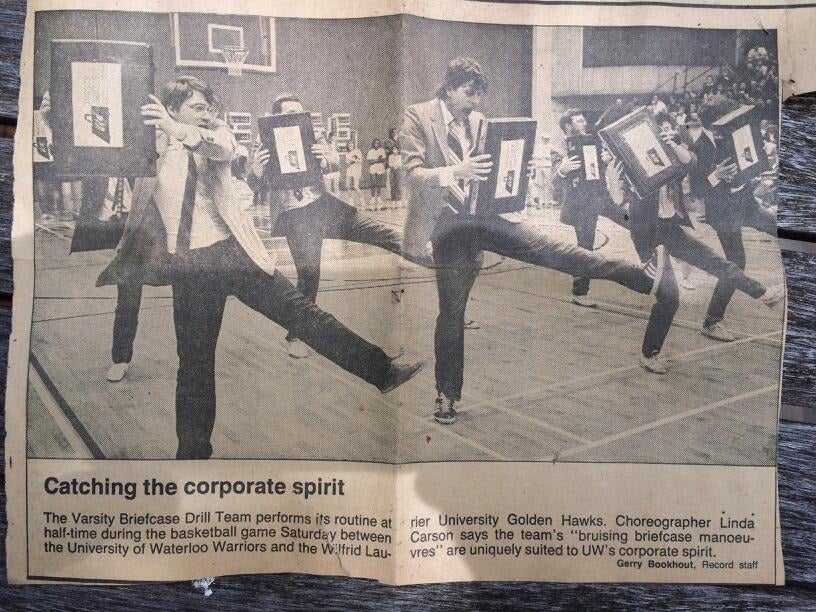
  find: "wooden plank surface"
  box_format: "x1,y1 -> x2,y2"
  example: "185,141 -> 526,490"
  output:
0,1 -> 815,607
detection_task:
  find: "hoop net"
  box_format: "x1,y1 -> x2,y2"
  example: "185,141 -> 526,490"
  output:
221,46 -> 249,77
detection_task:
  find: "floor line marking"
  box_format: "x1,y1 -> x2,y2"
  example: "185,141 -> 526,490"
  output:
29,363 -> 95,460
550,384 -> 777,461
464,330 -> 781,411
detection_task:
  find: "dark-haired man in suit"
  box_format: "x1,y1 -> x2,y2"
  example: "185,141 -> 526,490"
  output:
689,96 -> 782,343
401,57 -> 669,425
248,94 -> 422,359
605,111 -> 783,374
100,77 -> 423,459
552,108 -> 629,308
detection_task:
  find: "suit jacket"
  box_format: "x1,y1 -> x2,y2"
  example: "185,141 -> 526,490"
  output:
550,135 -> 609,228
399,98 -> 485,258
97,120 -> 277,287
606,150 -> 695,261
688,130 -> 747,232
247,134 -> 338,231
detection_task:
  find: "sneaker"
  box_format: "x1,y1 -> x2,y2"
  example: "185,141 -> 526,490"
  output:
639,354 -> 668,374
433,394 -> 458,424
760,284 -> 785,309
642,245 -> 667,297
380,358 -> 425,394
463,319 -> 481,330
680,277 -> 695,290
701,322 -> 736,342
106,362 -> 129,382
571,295 -> 597,308
287,339 -> 310,359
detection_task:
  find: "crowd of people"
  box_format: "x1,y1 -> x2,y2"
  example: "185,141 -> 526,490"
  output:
530,44 -> 780,213
321,128 -> 405,211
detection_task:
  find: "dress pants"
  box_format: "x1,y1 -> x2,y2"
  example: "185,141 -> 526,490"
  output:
430,210 -> 654,401
273,194 -> 403,341
111,283 -> 143,365
571,215 -> 599,297
639,218 -> 767,356
704,201 -> 775,327
171,237 -> 392,459
389,169 -> 401,201
570,200 -> 630,297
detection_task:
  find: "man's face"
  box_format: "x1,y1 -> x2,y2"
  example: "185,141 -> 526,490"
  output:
280,100 -> 305,115
571,114 -> 587,135
658,120 -> 676,139
446,81 -> 483,117
171,91 -> 211,128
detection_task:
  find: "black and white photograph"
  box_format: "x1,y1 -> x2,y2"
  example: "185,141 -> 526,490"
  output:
26,11 -> 784,466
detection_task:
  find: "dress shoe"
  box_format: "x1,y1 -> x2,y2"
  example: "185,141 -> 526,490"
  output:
380,358 -> 424,394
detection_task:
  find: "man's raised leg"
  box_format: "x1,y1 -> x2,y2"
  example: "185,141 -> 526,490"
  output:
230,255 -> 422,392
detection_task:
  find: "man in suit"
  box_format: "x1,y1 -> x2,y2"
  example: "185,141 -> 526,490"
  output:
605,112 -> 784,374
99,77 -> 422,459
247,94 -> 421,359
552,108 -> 628,308
401,57 -> 669,425
689,96 -> 781,343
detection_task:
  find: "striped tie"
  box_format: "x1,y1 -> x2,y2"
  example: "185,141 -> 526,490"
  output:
447,121 -> 470,212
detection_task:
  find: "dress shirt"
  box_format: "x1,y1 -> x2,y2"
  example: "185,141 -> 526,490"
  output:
154,125 -> 232,254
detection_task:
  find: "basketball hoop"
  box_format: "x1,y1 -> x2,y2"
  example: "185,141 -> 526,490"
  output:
221,46 -> 249,77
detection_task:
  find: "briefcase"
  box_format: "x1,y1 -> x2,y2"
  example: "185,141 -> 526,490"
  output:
468,118 -> 537,216
598,107 -> 686,198
257,112 -> 323,191
710,104 -> 769,184
566,134 -> 603,183
49,40 -> 157,178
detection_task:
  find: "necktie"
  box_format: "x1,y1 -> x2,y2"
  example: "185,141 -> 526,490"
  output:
447,121 -> 471,212
112,177 -> 125,216
176,153 -> 197,256
447,122 -> 465,161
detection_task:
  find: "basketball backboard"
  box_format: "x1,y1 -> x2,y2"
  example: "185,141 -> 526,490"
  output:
172,13 -> 276,73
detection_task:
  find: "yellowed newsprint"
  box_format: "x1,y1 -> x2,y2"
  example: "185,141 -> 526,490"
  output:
8,0 -> 816,585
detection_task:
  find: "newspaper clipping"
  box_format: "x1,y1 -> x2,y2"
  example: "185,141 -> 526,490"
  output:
7,0 -> 816,586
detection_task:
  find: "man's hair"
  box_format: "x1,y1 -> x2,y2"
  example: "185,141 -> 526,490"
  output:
436,57 -> 487,99
653,111 -> 674,128
559,108 -> 584,133
160,76 -> 216,111
698,94 -> 741,128
271,93 -> 303,115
